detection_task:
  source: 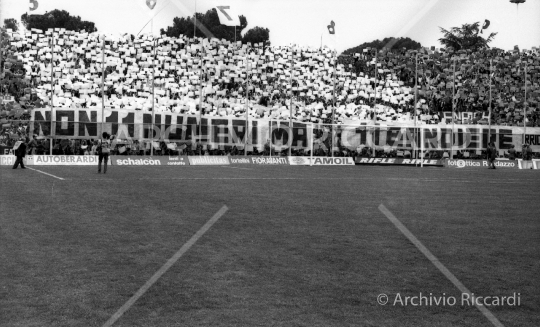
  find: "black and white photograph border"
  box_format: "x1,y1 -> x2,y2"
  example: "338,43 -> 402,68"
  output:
1,0 -> 539,326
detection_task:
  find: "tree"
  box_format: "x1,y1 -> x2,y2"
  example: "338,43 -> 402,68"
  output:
1,27 -> 10,75
340,37 -> 422,73
3,18 -> 18,32
21,9 -> 97,32
161,8 -> 249,43
242,27 -> 270,46
342,37 -> 422,55
1,26 -> 31,102
438,22 -> 496,52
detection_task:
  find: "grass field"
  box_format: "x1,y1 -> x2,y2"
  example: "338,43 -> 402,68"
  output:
1,163 -> 539,327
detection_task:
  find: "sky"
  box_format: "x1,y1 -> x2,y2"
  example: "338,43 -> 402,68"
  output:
1,0 -> 539,52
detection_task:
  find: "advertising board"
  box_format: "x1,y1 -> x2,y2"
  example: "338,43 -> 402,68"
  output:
0,155 -> 31,166
249,157 -> 289,165
228,157 -> 252,165
518,159 -> 540,170
355,158 -> 444,166
188,156 -> 230,165
288,157 -> 355,165
114,156 -> 189,166
31,155 -> 109,165
446,159 -> 518,169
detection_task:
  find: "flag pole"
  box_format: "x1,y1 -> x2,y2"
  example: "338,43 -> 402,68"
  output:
50,33 -> 54,155
523,64 -> 527,144
414,52 -> 418,159
101,38 -> 105,141
288,47 -> 293,157
269,54 -> 276,157
421,125 -> 424,168
151,39 -> 156,156
451,58 -> 455,159
0,29 -> 3,109
268,71 -> 272,161
331,50 -> 336,158
194,0 -> 197,38
269,119 -> 272,157
372,49 -> 377,158
199,47 -> 204,153
310,122 -> 314,166
244,57 -> 249,155
488,59 -> 492,142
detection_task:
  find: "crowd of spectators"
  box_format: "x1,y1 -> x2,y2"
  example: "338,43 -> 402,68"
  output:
1,28 -> 539,127
0,119 -> 29,147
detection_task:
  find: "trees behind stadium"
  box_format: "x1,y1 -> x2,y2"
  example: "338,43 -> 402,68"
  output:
342,37 -> 423,55
341,20 -> 498,55
438,22 -> 497,52
3,18 -> 18,32
160,8 -> 270,46
21,10 -> 97,33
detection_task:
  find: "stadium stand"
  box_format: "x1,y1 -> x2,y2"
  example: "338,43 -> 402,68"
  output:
1,28 -> 539,127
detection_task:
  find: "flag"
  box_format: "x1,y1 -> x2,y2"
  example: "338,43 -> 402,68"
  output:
326,20 -> 337,50
136,0 -> 159,18
13,141 -> 22,150
327,20 -> 335,34
215,5 -> 241,26
480,19 -> 490,34
28,0 -> 46,15
146,0 -> 157,10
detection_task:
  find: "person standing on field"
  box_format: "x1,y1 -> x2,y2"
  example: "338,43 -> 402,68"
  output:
97,132 -> 112,174
522,143 -> 533,169
12,137 -> 27,169
523,144 -> 532,161
487,142 -> 497,169
507,145 -> 516,160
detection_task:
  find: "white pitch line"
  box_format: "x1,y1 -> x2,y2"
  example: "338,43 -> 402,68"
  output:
68,177 -> 359,181
27,167 -> 65,180
102,205 -> 229,327
220,166 -> 253,170
63,177 -> 537,184
378,204 -> 504,327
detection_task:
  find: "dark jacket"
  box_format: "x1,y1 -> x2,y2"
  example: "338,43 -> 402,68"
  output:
16,142 -> 27,157
486,145 -> 496,160
489,145 -> 497,160
524,146 -> 532,160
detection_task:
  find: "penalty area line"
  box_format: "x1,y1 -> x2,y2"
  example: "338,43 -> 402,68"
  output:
102,205 -> 229,327
378,204 -> 504,327
27,167 -> 65,180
